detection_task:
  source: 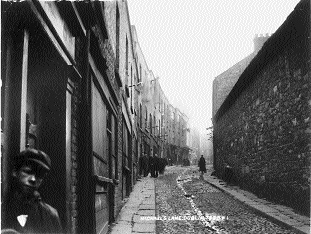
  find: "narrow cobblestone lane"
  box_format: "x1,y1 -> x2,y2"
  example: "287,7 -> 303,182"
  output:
155,166 -> 297,234
155,166 -> 213,234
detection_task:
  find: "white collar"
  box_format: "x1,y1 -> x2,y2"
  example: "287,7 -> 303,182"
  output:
17,215 -> 28,227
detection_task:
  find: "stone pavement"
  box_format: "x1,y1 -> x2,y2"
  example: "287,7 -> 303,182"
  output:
203,173 -> 310,234
109,177 -> 156,234
108,166 -> 309,234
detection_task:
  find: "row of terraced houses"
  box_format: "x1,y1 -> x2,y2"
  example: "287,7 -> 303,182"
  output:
1,1 -> 193,234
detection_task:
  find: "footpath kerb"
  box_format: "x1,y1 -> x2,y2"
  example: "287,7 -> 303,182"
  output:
203,173 -> 310,234
109,177 -> 156,234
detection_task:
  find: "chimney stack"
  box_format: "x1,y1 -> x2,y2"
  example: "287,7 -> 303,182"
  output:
253,33 -> 271,53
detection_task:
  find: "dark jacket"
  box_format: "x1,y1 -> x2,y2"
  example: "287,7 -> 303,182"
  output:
149,156 -> 159,177
198,157 -> 206,173
2,192 -> 63,234
139,155 -> 149,176
153,156 -> 160,172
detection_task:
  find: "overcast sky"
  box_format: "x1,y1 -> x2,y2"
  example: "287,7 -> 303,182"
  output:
127,0 -> 301,134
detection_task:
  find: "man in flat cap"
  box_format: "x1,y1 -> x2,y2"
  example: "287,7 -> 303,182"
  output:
2,149 -> 63,234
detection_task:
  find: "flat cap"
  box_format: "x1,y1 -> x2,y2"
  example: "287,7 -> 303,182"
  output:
16,149 -> 51,171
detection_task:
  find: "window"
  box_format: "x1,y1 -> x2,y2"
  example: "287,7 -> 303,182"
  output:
140,104 -> 142,127
107,111 -> 117,180
149,113 -> 152,134
125,37 -> 128,84
139,65 -> 142,82
116,5 -> 120,69
145,108 -> 148,129
123,120 -> 129,168
130,66 -> 133,105
92,80 -> 108,178
153,115 -> 156,135
158,120 -> 161,136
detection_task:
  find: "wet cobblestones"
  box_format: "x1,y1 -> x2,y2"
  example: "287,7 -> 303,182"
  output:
155,166 -> 297,234
155,167 -> 213,234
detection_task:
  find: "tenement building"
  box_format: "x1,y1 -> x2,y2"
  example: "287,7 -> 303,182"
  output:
1,1 -> 191,233
213,0 -> 310,215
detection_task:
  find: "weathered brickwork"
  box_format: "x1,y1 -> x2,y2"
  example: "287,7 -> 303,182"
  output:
102,0 -> 139,218
214,25 -> 310,214
100,26 -> 124,220
104,1 -> 117,56
70,81 -> 79,234
115,103 -> 123,217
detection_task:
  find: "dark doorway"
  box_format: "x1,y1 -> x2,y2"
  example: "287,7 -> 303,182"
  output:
27,28 -> 68,230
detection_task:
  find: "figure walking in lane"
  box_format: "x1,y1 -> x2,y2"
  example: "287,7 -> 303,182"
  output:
153,154 -> 159,178
198,155 -> 206,178
149,154 -> 155,177
139,153 -> 149,177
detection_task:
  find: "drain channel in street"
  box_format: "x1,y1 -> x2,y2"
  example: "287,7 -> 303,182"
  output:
176,169 -> 228,234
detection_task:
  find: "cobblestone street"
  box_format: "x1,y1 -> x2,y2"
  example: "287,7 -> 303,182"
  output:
2,1 -> 309,234
155,166 -> 297,234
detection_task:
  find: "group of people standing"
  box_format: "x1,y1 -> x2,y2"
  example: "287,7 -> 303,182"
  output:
139,153 -> 167,178
139,153 -> 207,179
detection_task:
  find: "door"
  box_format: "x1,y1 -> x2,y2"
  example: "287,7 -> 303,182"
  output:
92,78 -> 110,234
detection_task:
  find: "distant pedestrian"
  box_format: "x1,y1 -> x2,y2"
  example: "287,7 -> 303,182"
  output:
158,158 -> 168,174
153,154 -> 159,178
149,155 -> 155,177
138,155 -> 143,176
185,158 -> 190,166
198,155 -> 206,176
2,149 -> 63,234
139,154 -> 149,177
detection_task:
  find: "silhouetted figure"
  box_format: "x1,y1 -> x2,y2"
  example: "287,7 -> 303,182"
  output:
167,158 -> 172,166
224,164 -> 234,183
158,158 -> 168,174
149,155 -> 155,177
183,158 -> 190,166
139,154 -> 149,177
198,155 -> 206,176
153,154 -> 159,178
138,155 -> 143,176
149,154 -> 160,178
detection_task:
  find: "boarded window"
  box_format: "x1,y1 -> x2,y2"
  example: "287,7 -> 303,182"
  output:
92,80 -> 108,178
107,112 -> 117,180
123,121 -> 128,168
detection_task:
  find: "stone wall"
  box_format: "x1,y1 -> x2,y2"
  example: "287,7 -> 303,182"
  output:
214,26 -> 310,214
212,53 -> 255,118
212,35 -> 270,119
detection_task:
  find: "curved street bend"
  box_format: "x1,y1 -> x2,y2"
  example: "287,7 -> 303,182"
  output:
109,165 -> 310,234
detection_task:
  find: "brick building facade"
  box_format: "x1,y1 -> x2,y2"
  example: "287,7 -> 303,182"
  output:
132,24 -> 190,165
213,0 -> 310,215
1,1 -> 191,233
